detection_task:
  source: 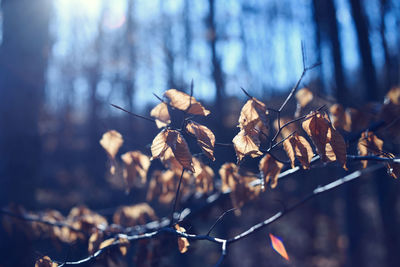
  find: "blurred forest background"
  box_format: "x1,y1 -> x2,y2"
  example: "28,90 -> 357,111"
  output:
0,0 -> 400,266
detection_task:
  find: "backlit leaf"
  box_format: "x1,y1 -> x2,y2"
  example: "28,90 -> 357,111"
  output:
192,157 -> 214,193
269,234 -> 289,261
35,256 -> 58,267
283,133 -> 314,169
150,102 -> 171,128
302,112 -> 347,169
113,203 -> 157,227
295,88 -> 313,108
259,154 -> 284,188
232,129 -> 263,163
238,97 -> 269,134
175,224 -> 190,253
121,151 -> 150,192
357,131 -> 383,168
151,129 -> 194,172
186,121 -> 215,161
100,130 -> 123,159
329,104 -> 351,132
164,89 -> 210,116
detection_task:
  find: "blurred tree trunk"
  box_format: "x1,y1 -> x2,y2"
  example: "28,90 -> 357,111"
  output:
207,0 -> 225,121
313,0 -> 347,103
349,0 -> 379,101
311,0 -> 325,94
0,0 -> 51,208
125,0 -> 136,112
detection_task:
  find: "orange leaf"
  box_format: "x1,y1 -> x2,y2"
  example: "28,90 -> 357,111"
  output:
192,157 -> 214,193
121,151 -> 150,192
100,130 -> 123,159
295,88 -> 313,108
269,234 -> 289,261
302,112 -> 347,169
175,224 -> 190,253
113,203 -> 157,227
385,86 -> 400,105
164,89 -> 210,116
150,102 -> 171,128
232,129 -> 263,163
357,132 -> 383,168
329,104 -> 351,132
238,97 -> 269,134
259,154 -> 284,188
35,256 -> 58,267
283,133 -> 314,169
186,121 -> 216,161
150,129 -> 194,172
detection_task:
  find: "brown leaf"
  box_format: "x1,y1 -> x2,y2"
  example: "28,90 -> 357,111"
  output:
385,86 -> 400,105
283,133 -> 314,169
259,154 -> 284,188
121,151 -> 150,192
151,129 -> 194,172
100,130 -> 124,159
113,203 -> 157,227
164,89 -> 210,116
232,129 -> 263,163
88,231 -> 104,254
192,157 -> 214,193
295,88 -> 313,108
302,112 -> 347,169
35,256 -> 58,267
146,170 -> 187,204
219,163 -> 260,215
175,224 -> 190,253
358,132 -> 384,168
150,102 -> 171,128
238,97 -> 269,134
186,121 -> 215,161
330,104 -> 351,132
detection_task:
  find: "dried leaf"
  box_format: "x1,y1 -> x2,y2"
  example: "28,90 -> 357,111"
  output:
193,157 -> 214,193
121,151 -> 150,191
295,88 -> 313,108
150,102 -> 171,128
232,129 -> 263,163
357,132 -> 383,168
35,256 -> 58,267
219,163 -> 260,215
329,104 -> 351,132
238,97 -> 269,134
100,130 -> 124,159
113,203 -> 157,227
164,89 -> 210,116
269,234 -> 289,261
273,117 -> 297,139
302,112 -> 347,169
146,170 -> 178,204
283,133 -> 314,169
175,224 -> 190,253
186,121 -> 215,161
386,154 -> 400,179
151,129 -> 194,172
99,237 -> 115,250
385,86 -> 400,105
259,154 -> 284,188
88,231 -> 104,254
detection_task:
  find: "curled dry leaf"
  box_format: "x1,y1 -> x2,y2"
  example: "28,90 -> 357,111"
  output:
283,133 -> 314,169
295,88 -> 313,108
113,203 -> 157,227
238,97 -> 269,134
259,154 -> 284,188
357,131 -> 383,168
384,86 -> 400,105
100,130 -> 124,159
164,89 -> 210,116
329,104 -> 351,132
219,163 -> 261,215
150,102 -> 171,128
67,205 -> 108,234
302,112 -> 347,169
35,256 -> 58,267
186,121 -> 215,161
273,117 -> 297,140
192,157 -> 214,193
232,129 -> 263,163
175,224 -> 190,253
151,129 -> 194,172
121,151 -> 150,192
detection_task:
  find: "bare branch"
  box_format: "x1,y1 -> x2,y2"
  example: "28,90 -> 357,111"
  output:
171,169 -> 185,226
206,208 -> 236,236
110,104 -> 156,123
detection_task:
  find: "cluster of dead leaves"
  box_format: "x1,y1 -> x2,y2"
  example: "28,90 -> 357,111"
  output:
233,97 -> 269,163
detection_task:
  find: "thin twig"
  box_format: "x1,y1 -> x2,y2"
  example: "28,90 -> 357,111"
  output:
206,208 -> 236,236
110,104 -> 156,123
170,169 -> 185,226
240,87 -> 253,99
